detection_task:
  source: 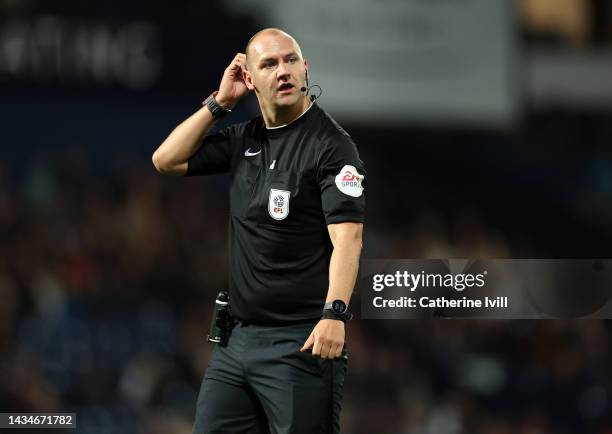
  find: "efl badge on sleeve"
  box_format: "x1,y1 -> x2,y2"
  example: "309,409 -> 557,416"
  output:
335,165 -> 364,197
268,189 -> 291,220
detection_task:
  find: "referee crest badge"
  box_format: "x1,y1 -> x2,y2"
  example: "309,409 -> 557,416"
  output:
268,189 -> 291,220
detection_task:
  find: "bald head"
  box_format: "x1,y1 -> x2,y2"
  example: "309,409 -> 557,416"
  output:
245,28 -> 303,69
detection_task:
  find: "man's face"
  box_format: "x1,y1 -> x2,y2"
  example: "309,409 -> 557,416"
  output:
245,33 -> 308,109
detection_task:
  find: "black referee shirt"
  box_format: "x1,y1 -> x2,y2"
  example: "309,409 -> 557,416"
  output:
186,103 -> 366,324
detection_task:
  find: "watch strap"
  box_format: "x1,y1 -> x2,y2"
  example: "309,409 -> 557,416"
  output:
321,309 -> 353,323
203,91 -> 231,119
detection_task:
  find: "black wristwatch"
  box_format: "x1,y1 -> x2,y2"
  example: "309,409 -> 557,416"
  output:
203,91 -> 232,119
321,299 -> 352,323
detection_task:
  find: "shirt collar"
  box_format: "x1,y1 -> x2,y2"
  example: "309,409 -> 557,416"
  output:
266,102 -> 314,130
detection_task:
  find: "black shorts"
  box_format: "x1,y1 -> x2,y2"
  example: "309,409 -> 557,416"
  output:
192,320 -> 348,434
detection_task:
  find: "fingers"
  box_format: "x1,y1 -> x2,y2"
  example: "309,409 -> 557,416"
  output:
312,335 -> 323,358
324,342 -> 336,360
319,341 -> 332,359
229,53 -> 246,64
228,53 -> 247,72
300,332 -> 314,352
218,53 -> 250,104
311,337 -> 343,359
335,343 -> 343,358
326,342 -> 343,360
304,321 -> 345,359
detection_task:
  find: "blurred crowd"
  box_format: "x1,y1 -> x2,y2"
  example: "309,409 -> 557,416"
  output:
2,1 -> 612,431
1,141 -> 611,434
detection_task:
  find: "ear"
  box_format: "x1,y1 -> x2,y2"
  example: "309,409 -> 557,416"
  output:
243,68 -> 255,91
304,58 -> 309,77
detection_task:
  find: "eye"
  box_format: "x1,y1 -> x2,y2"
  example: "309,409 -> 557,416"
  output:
261,61 -> 275,70
288,57 -> 297,63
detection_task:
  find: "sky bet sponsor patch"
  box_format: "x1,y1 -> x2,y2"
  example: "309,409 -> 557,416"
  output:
335,165 -> 364,197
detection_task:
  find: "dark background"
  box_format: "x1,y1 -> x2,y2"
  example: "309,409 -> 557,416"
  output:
1,1 -> 612,433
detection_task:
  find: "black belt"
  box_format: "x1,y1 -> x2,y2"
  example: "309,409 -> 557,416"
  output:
233,318 -> 319,327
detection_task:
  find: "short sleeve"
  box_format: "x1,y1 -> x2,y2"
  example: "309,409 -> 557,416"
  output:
317,134 -> 366,225
185,125 -> 235,176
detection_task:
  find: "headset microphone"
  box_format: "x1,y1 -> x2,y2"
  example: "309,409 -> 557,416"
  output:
301,70 -> 309,93
300,70 -> 322,101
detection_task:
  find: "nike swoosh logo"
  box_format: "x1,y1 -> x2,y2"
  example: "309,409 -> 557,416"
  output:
244,148 -> 261,157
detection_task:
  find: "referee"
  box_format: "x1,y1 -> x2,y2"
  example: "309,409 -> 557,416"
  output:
152,28 -> 366,434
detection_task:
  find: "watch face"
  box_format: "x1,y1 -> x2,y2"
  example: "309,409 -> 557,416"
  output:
332,300 -> 347,314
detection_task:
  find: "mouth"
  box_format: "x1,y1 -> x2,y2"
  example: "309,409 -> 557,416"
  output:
277,83 -> 295,93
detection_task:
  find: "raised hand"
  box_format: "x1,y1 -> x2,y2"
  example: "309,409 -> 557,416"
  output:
216,53 -> 249,109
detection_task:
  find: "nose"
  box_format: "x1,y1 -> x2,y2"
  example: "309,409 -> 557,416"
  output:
276,61 -> 290,80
